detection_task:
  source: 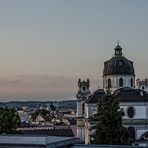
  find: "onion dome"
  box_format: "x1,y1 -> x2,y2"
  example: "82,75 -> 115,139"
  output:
103,44 -> 135,76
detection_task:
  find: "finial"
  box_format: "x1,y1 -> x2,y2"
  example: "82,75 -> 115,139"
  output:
117,40 -> 119,46
114,40 -> 122,56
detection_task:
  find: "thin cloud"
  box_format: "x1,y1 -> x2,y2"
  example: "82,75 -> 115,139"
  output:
0,74 -> 102,101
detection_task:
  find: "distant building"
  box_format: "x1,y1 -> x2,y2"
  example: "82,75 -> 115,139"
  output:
76,43 -> 148,145
36,114 -> 52,126
17,109 -> 31,123
46,101 -> 57,115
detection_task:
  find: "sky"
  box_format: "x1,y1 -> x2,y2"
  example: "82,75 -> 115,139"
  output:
0,0 -> 148,101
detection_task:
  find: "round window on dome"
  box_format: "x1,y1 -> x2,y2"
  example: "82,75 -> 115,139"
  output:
127,107 -> 135,118
119,61 -> 123,66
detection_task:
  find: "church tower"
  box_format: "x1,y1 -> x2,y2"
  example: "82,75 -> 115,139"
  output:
76,78 -> 91,142
103,43 -> 135,92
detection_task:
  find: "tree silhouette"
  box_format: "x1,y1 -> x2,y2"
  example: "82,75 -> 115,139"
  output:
0,108 -> 20,134
93,91 -> 130,145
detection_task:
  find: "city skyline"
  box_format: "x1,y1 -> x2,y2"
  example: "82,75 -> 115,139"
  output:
0,0 -> 148,101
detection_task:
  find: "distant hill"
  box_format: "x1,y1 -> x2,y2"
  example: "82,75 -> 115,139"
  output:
55,100 -> 76,109
0,100 -> 77,109
4,101 -> 49,108
0,102 -> 5,108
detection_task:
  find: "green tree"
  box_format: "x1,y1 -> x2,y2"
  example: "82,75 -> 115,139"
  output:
93,91 -> 130,145
0,108 -> 20,134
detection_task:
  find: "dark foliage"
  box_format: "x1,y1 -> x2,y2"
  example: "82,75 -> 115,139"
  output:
93,91 -> 130,145
0,108 -> 20,134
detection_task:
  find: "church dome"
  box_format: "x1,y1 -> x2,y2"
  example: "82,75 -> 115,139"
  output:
103,44 -> 135,76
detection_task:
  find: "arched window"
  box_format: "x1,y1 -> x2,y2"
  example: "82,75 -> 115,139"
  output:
128,127 -> 135,141
131,78 -> 133,87
119,78 -> 123,87
108,78 -> 111,89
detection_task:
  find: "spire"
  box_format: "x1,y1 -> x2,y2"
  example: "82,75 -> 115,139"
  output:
114,41 -> 122,56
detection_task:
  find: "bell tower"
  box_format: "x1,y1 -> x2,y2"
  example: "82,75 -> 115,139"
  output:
76,78 -> 91,142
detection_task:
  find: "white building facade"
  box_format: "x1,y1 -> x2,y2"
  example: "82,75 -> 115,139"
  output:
76,43 -> 148,145
76,79 -> 91,142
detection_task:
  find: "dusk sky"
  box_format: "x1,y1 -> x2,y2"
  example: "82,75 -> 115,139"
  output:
0,0 -> 148,101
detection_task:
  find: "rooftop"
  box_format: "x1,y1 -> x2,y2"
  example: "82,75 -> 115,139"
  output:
0,135 -> 79,148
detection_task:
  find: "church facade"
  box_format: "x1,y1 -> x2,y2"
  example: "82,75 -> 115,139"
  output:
76,44 -> 148,145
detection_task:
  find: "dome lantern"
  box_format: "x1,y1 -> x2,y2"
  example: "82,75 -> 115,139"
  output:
114,42 -> 122,56
103,43 -> 135,91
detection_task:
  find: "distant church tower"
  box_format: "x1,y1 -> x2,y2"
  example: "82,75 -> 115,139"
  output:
103,43 -> 135,92
76,79 -> 91,142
